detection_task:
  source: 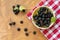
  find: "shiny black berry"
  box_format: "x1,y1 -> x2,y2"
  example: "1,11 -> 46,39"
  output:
45,24 -> 49,27
13,9 -> 20,15
17,5 -> 20,8
20,21 -> 23,24
41,18 -> 45,21
47,20 -> 51,24
43,20 -> 47,25
33,31 -> 37,35
9,23 -> 12,26
25,33 -> 29,36
40,7 -> 47,12
13,6 -> 15,9
36,21 -> 40,27
22,9 -> 25,12
24,28 -> 28,32
33,15 -> 38,20
36,20 -> 43,27
46,18 -> 51,21
17,28 -> 21,31
42,14 -> 45,18
38,17 -> 41,21
47,12 -> 53,18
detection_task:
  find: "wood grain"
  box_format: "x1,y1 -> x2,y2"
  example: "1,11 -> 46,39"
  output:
0,0 -> 47,40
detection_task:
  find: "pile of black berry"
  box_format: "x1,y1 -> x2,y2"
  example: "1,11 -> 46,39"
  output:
33,7 -> 53,27
13,5 -> 26,15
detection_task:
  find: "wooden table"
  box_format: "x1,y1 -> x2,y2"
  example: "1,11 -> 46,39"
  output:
0,0 -> 47,40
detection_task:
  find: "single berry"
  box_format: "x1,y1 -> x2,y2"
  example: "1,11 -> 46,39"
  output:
47,12 -> 53,18
47,20 -> 51,24
36,21 -> 40,27
33,31 -> 37,35
33,15 -> 38,20
46,18 -> 51,21
44,14 -> 48,18
38,10 -> 42,14
41,18 -> 45,21
9,23 -> 12,26
39,12 -> 43,15
13,9 -> 20,15
25,33 -> 29,36
38,17 -> 41,21
24,28 -> 28,32
17,5 -> 20,8
43,20 -> 47,25
41,14 -> 45,18
22,9 -> 25,12
13,6 -> 15,8
36,20 -> 43,27
20,21 -> 23,24
17,28 -> 21,31
45,23 -> 50,27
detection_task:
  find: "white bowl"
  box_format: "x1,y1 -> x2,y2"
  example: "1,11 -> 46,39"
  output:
32,6 -> 56,29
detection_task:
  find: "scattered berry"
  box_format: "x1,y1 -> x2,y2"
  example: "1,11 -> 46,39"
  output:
33,31 -> 37,35
22,9 -> 25,12
24,28 -> 28,32
9,23 -> 12,26
25,33 -> 29,36
16,5 -> 20,8
20,21 -> 23,24
13,6 -> 15,8
17,28 -> 21,31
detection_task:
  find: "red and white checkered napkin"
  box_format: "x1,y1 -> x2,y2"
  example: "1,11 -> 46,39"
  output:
27,0 -> 60,40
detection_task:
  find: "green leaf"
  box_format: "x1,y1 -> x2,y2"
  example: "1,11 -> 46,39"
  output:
19,6 -> 25,11
51,17 -> 56,23
14,7 -> 18,10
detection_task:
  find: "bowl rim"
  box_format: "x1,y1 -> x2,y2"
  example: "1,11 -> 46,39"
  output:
32,6 -> 56,29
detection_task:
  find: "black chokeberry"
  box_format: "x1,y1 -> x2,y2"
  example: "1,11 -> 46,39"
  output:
9,23 -> 12,26
44,14 -> 48,18
38,10 -> 42,14
24,28 -> 28,32
38,17 -> 41,21
47,20 -> 51,24
33,31 -> 37,35
41,18 -> 45,21
36,20 -> 42,27
17,28 -> 21,31
38,12 -> 43,17
22,9 -> 25,12
42,7 -> 46,11
17,5 -> 20,8
46,18 -> 50,21
47,12 -> 53,18
45,24 -> 49,27
33,15 -> 38,20
25,33 -> 29,36
20,21 -> 23,24
13,6 -> 15,8
34,7 -> 53,28
13,9 -> 20,15
12,22 -> 16,25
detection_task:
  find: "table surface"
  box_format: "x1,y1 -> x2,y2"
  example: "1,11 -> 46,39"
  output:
0,0 -> 47,40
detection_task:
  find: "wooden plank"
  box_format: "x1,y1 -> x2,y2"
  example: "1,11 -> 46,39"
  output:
0,0 -> 47,40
